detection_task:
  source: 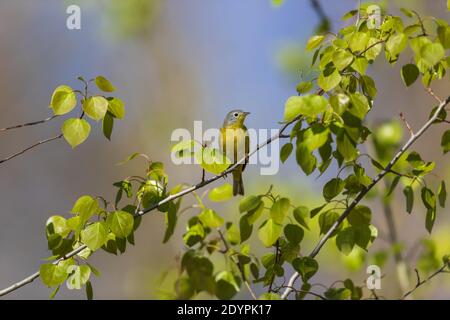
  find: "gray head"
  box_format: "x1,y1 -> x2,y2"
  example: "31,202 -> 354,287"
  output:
222,109 -> 250,127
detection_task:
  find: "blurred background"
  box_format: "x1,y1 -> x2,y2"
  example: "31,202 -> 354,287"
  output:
0,0 -> 449,299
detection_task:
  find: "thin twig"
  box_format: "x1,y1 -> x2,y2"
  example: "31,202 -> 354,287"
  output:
427,87 -> 443,104
0,115 -> 58,133
400,112 -> 414,137
0,114 -> 301,297
281,96 -> 450,299
217,229 -> 257,300
0,134 -> 63,165
401,265 -> 448,299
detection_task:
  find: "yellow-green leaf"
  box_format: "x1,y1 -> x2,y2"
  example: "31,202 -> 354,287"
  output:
306,35 -> 325,51
95,76 -> 116,92
208,183 -> 233,202
83,96 -> 108,121
62,118 -> 91,148
50,85 -> 77,115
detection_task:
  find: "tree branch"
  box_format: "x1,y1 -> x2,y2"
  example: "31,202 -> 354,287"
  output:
0,134 -> 63,165
217,229 -> 257,300
0,115 -> 301,297
281,95 -> 450,299
0,115 -> 58,133
401,265 -> 448,300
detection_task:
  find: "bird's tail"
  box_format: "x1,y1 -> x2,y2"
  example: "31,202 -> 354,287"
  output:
232,171 -> 244,196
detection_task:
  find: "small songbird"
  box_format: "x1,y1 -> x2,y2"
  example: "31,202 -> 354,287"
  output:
220,110 -> 250,196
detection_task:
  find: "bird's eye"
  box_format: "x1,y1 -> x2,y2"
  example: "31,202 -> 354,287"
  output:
233,112 -> 239,117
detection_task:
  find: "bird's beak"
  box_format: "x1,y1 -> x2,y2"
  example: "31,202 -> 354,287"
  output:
243,112 -> 250,116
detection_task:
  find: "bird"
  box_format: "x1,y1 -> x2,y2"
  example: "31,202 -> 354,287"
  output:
219,110 -> 250,196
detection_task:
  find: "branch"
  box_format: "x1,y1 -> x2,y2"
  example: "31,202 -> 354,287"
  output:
0,115 -> 300,297
281,95 -> 450,299
0,112 -> 85,166
310,0 -> 331,32
0,115 -> 58,133
217,229 -> 257,300
0,134 -> 63,165
401,265 -> 448,300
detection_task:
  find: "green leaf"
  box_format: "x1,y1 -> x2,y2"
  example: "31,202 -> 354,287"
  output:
83,96 -> 108,121
102,112 -> 114,140
195,147 -> 230,175
441,130 -> 450,154
306,35 -> 325,51
40,260 -> 73,287
208,183 -> 233,202
324,287 -> 351,300
300,124 -> 330,152
336,227 -> 355,255
349,32 -> 369,52
259,293 -> 281,300
71,195 -> 99,222
330,93 -> 350,115
336,132 -> 357,161
293,206 -> 310,230
318,68 -> 342,92
239,215 -> 253,243
420,43 -> 445,67
351,57 -> 368,74
284,224 -> 304,245
258,219 -> 282,247
239,195 -> 261,213
49,285 -> 60,299
332,49 -> 354,71
171,139 -> 197,158
46,215 -> 69,237
365,38 -> 383,60
107,97 -> 125,119
296,81 -> 314,94
50,85 -> 77,115
438,181 -> 447,208
81,222 -> 109,251
284,94 -> 328,121
319,211 -> 340,235
347,205 -> 371,226
106,211 -> 134,238
386,33 -> 408,57
198,209 -> 224,228
403,186 -> 414,214
226,223 -> 240,245
425,207 -> 436,233
270,198 -> 290,224
66,265 -> 91,290
438,26 -> 450,49
323,178 -> 345,201
62,118 -> 91,148
448,0 -> 450,11
401,64 -> 419,87
421,187 -> 436,210
215,271 -> 240,300
246,201 -> 265,225
175,277 -> 195,299
296,144 -> 316,175
95,76 -> 116,92
280,143 -> 293,163
386,175 -> 401,197
349,92 -> 370,119
163,203 -> 178,243
341,10 -> 358,21
292,257 -> 318,283
86,280 -> 93,300
271,0 -> 284,8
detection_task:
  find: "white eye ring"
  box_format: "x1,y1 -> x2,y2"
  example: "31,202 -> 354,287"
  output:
233,112 -> 239,117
